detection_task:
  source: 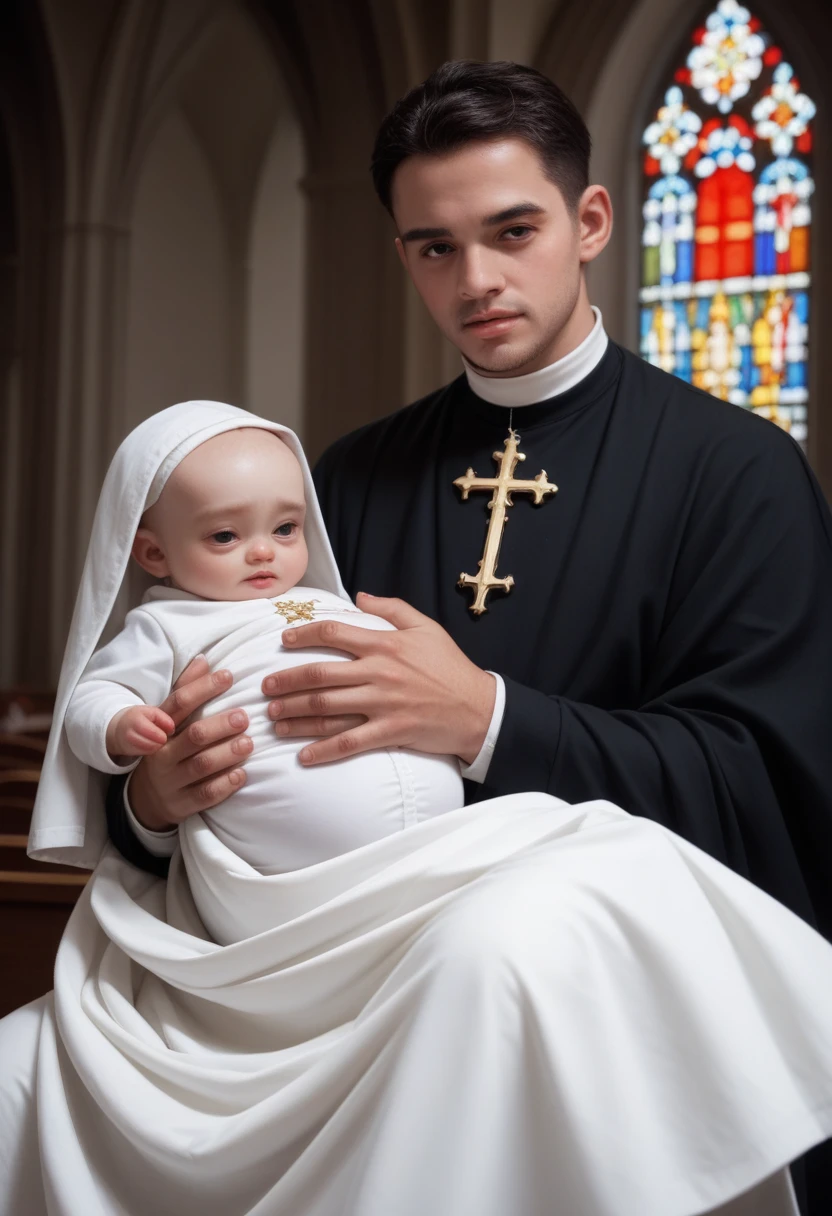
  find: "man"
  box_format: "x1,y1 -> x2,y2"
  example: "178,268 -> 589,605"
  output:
109,61 -> 832,1209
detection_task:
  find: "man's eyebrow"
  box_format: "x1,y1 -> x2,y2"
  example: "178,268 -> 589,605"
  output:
400,225 -> 453,244
400,203 -> 546,244
483,202 -> 546,226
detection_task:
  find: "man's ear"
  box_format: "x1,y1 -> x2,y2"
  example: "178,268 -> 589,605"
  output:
394,235 -> 409,273
132,529 -> 170,578
577,184 -> 613,266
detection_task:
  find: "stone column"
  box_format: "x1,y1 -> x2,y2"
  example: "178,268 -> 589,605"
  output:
300,170 -> 405,462
47,220 -> 131,677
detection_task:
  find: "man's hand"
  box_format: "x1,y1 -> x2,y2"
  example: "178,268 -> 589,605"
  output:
261,594 -> 496,766
106,704 -> 175,760
128,657 -> 252,832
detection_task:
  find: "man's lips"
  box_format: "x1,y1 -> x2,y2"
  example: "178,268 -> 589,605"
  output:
463,311 -> 522,337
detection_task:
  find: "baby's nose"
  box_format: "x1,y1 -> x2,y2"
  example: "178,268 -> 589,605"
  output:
247,537 -> 275,561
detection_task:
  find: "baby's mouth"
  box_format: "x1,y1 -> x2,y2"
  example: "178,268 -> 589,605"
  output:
246,571 -> 277,583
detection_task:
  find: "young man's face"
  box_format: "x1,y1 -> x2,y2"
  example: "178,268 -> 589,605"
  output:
392,138 -> 612,377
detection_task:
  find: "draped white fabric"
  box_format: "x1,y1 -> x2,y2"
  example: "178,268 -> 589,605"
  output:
28,401 -> 345,870
3,793 -> 832,1215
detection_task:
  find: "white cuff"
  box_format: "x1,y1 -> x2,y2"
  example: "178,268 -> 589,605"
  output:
459,672 -> 506,784
124,771 -> 178,857
65,692 -> 144,775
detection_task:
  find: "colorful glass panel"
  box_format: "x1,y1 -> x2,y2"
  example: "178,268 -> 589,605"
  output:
639,0 -> 814,447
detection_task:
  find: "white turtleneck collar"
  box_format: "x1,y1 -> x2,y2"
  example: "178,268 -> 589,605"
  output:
462,306 -> 608,407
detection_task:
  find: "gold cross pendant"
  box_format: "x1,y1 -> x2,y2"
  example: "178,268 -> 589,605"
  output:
454,430 -> 557,615
273,599 -> 316,623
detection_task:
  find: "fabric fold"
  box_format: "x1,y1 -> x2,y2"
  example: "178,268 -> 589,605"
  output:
3,792 -> 830,1216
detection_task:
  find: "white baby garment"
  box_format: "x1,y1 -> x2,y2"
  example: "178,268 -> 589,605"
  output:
65,584 -> 464,873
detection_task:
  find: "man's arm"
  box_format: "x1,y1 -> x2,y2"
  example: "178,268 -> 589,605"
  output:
106,774 -> 172,877
481,434 -> 832,931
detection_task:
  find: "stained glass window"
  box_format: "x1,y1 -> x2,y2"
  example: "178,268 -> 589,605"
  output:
639,0 -> 815,447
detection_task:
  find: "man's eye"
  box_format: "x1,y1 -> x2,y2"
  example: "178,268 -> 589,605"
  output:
212,530 -> 236,544
275,523 -> 295,537
502,225 -> 533,240
423,242 -> 455,259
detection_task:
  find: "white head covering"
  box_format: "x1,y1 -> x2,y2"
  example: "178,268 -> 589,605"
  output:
29,401 -> 346,868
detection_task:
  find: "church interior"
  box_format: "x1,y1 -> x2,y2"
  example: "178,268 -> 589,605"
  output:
0,0 -> 829,1015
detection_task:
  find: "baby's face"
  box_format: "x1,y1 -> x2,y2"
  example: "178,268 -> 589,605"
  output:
136,429 -> 309,600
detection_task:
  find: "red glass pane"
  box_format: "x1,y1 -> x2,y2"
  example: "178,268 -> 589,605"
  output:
694,169 -> 754,280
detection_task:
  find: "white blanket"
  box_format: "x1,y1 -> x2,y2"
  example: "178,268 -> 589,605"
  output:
3,792 -> 832,1216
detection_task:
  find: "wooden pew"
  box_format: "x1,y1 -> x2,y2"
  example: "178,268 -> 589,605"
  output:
0,713 -> 89,1017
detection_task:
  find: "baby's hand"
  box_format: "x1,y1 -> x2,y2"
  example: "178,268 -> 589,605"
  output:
106,705 -> 176,761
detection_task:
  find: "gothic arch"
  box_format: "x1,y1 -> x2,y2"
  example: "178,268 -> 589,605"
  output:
16,0 -> 418,684
248,0 -> 408,461
29,0 -> 313,679
120,4 -> 305,427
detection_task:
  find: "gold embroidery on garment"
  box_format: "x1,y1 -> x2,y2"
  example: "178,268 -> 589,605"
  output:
273,599 -> 317,623
454,429 -> 558,615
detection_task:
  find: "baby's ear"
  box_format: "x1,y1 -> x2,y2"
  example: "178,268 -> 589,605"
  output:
132,529 -> 169,578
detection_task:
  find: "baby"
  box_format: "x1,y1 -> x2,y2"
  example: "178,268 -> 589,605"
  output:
64,418 -> 464,873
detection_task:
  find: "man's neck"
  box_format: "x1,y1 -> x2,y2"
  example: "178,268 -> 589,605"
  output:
463,307 -> 609,407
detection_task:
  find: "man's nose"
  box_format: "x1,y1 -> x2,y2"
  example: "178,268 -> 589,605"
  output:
458,246 -> 504,300
246,536 -> 275,563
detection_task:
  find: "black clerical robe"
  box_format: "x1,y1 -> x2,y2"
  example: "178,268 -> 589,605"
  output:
312,341 -> 832,942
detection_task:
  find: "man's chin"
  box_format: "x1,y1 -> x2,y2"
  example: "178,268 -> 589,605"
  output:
461,342 -> 542,378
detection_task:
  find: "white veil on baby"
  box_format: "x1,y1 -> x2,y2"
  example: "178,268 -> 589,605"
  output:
28,401 -> 347,869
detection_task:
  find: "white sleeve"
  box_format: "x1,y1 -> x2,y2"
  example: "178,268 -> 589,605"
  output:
123,772 -> 178,857
64,609 -> 175,774
459,672 -> 506,784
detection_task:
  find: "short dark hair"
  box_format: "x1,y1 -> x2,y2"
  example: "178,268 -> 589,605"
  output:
371,60 -> 591,216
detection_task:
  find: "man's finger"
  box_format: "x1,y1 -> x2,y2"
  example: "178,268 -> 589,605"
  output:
298,722 -> 388,766
181,765 -> 248,813
269,686 -> 372,721
279,619 -> 394,661
181,733 -> 254,785
173,654 -> 210,689
160,668 -> 234,728
355,593 -> 430,630
170,710 -> 251,763
262,659 -> 370,698
273,714 -> 365,739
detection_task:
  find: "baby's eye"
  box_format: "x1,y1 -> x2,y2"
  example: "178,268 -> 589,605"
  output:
212,530 -> 236,544
274,523 -> 296,537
